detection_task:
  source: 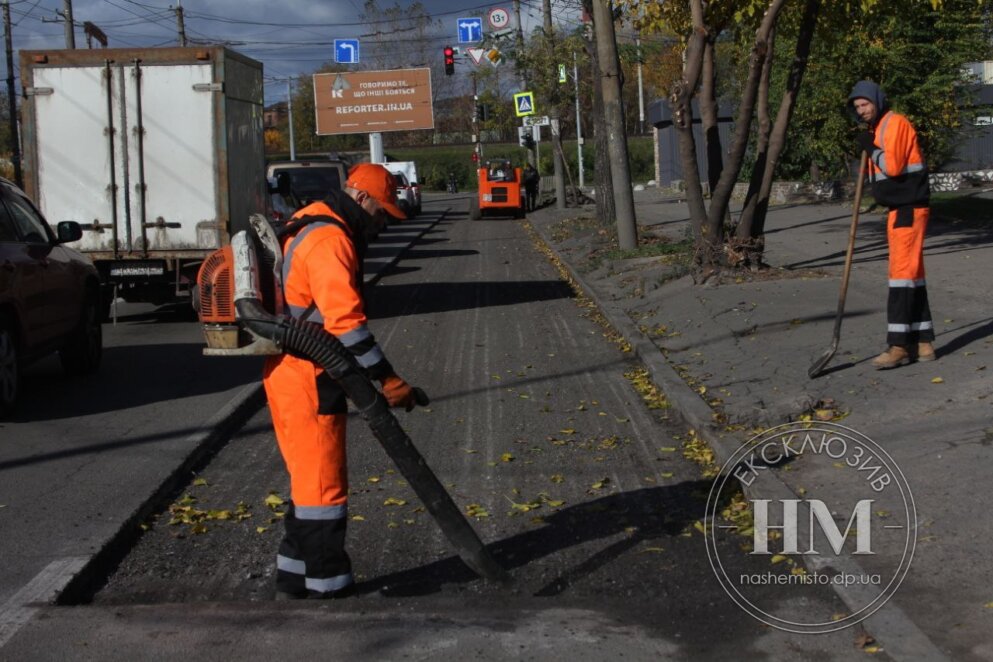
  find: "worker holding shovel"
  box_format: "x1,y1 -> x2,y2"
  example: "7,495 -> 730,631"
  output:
848,80 -> 936,369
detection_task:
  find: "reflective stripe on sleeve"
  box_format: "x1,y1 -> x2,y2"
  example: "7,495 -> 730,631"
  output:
339,325 -> 372,347
355,346 -> 385,368
295,504 -> 348,520
889,279 -> 926,288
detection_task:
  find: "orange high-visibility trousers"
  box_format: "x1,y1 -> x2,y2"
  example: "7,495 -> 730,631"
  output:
264,353 -> 353,596
885,206 -> 934,347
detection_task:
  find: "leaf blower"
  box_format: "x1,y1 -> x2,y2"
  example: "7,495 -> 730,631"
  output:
196,214 -> 509,584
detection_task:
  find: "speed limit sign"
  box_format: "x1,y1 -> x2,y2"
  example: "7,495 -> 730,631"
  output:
487,7 -> 510,30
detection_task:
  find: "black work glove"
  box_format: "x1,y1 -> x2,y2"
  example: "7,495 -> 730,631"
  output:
855,131 -> 877,155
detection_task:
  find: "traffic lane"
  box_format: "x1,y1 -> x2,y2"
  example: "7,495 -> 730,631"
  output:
0,207 -> 447,609
0,303 -> 261,607
93,210 -> 859,657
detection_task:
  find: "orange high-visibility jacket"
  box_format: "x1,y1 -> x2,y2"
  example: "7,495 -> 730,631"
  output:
278,200 -> 392,379
867,110 -> 930,209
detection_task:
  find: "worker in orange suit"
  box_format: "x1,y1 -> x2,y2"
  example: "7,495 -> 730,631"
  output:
849,80 -> 936,369
262,163 -> 418,599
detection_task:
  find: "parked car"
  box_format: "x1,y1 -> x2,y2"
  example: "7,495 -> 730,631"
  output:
390,171 -> 418,219
0,177 -> 102,416
385,162 -> 421,215
266,160 -> 348,214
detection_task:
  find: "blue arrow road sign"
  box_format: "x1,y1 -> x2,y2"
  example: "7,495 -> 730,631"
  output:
457,17 -> 483,43
334,39 -> 360,64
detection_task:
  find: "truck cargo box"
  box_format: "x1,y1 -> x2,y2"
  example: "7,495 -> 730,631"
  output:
19,46 -> 267,309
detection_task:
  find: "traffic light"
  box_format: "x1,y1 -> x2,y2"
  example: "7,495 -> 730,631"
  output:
444,46 -> 455,75
520,132 -> 536,150
476,104 -> 488,122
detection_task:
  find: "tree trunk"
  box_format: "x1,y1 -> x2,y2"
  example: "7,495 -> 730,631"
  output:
701,0 -> 788,271
593,0 -> 637,250
700,37 -> 723,197
584,2 -> 614,225
730,25 -> 777,267
670,0 -> 708,264
734,0 -> 821,268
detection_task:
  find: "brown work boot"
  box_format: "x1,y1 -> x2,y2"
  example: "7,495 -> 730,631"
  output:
916,342 -> 936,362
872,346 -> 910,369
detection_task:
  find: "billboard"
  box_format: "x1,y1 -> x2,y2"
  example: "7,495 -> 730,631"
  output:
313,68 -> 434,135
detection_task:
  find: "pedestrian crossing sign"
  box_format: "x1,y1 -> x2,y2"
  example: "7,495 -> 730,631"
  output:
514,91 -> 536,117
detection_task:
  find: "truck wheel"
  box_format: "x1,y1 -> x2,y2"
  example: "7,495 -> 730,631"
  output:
60,291 -> 103,376
514,206 -> 525,219
0,318 -> 18,418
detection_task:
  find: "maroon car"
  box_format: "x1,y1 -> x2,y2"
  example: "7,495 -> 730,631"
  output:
0,177 -> 102,416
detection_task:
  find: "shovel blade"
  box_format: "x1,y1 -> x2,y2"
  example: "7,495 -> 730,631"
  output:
808,341 -> 838,379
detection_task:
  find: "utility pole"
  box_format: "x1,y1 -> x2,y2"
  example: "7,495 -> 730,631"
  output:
472,73 -> 482,163
542,0 -> 566,209
592,0 -> 637,249
573,51 -> 584,190
2,0 -> 20,187
513,0 -> 536,168
636,35 -> 645,135
175,2 -> 187,47
286,81 -> 295,161
62,0 -> 75,49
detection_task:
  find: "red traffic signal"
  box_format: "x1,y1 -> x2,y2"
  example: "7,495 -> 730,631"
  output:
444,46 -> 455,75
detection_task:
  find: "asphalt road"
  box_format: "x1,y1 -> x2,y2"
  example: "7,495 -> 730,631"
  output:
0,301 -> 260,608
19,197 -> 872,659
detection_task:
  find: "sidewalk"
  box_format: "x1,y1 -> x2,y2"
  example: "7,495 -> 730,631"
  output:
529,188 -> 993,661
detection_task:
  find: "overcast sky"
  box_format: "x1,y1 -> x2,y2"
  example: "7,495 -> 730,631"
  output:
2,0 -> 585,104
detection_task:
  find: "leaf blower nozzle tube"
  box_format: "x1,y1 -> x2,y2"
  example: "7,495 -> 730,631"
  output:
234,296 -> 510,585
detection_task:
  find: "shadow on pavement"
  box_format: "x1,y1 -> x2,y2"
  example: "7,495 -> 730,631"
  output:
369,280 -> 574,318
355,483 -> 718,598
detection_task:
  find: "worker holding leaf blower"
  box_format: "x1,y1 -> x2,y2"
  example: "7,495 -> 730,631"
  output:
848,80 -> 936,369
263,163 -> 422,599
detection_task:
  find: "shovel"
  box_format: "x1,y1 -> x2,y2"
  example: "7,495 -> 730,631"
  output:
808,150 -> 869,379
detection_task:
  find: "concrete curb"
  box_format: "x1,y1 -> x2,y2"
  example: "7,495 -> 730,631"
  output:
51,207 -> 449,606
527,213 -> 948,662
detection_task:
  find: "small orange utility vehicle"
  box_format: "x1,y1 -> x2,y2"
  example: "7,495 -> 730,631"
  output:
471,159 -> 525,219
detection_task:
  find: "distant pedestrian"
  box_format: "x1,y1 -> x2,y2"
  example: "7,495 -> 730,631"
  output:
447,173 -> 458,194
523,163 -> 540,212
848,80 -> 935,369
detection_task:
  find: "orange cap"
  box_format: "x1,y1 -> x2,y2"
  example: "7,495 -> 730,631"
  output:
345,163 -> 406,220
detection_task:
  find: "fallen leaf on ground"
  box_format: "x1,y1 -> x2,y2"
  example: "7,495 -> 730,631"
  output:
351,515 -> 366,522
264,493 -> 285,509
256,526 -> 268,534
931,377 -> 945,384
550,474 -> 564,483
501,453 -> 515,462
367,476 -> 380,483
465,504 -> 489,518
192,478 -> 209,487
383,497 -> 407,506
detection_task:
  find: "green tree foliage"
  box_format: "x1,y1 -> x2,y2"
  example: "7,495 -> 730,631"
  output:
781,0 -> 993,179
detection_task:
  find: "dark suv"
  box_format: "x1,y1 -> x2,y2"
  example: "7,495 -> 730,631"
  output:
0,177 -> 102,416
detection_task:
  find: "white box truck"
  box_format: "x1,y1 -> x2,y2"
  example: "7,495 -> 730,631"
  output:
18,46 -> 267,314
